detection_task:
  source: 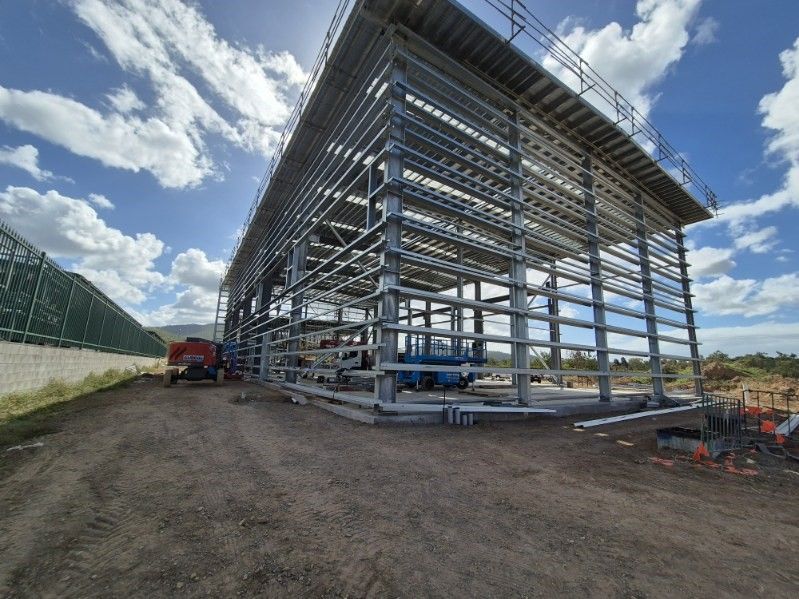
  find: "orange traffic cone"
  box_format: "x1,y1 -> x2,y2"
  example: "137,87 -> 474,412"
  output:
693,442 -> 710,462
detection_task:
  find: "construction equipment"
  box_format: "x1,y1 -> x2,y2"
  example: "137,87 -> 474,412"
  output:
308,338 -> 372,384
397,335 -> 486,391
163,337 -> 226,387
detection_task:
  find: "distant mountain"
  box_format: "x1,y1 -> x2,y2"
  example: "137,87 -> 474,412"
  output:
147,323 -> 215,343
487,350 -> 511,361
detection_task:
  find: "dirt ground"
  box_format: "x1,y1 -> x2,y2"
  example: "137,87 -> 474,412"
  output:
1,378 -> 798,598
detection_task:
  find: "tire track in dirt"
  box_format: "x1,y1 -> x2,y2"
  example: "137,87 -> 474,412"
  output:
231,399 -> 400,597
46,497 -> 137,599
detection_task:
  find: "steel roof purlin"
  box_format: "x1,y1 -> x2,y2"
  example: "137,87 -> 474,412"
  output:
226,0 -> 717,285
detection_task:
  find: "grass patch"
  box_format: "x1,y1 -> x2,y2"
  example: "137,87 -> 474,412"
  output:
0,369 -> 138,447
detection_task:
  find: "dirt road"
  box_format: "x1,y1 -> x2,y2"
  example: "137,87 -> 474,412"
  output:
1,378 -> 798,598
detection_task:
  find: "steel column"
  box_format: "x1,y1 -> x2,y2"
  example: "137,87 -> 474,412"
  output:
474,281 -> 484,379
423,300 -> 432,355
675,227 -> 703,396
286,240 -> 308,383
582,153 -> 612,401
508,111 -> 531,404
374,51 -> 407,403
546,268 -> 562,384
635,195 -> 666,401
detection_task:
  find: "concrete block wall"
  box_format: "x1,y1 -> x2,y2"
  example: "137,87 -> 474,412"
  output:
0,341 -> 162,395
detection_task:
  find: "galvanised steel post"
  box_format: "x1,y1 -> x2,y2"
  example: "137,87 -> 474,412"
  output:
508,111 -> 531,404
423,300 -> 432,355
582,153 -> 612,401
374,49 -> 406,403
21,250 -> 46,344
286,240 -> 308,384
474,281 -> 484,378
367,161 -> 380,229
456,224 -> 464,353
547,265 -> 562,384
634,194 -> 665,401
57,274 -> 77,347
675,227 -> 703,397
257,278 -> 273,381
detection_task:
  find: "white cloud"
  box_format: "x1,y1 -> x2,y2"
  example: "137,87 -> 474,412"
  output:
703,37 -> 799,226
698,322 -> 799,356
687,244 -> 736,278
0,85 -> 213,188
692,16 -> 719,45
88,192 -> 114,209
609,321 -> 799,356
0,0 -> 306,188
0,185 -> 164,304
132,248 -> 225,326
106,84 -> 145,113
692,272 -> 799,317
543,0 -> 702,122
72,0 -> 305,154
169,248 -> 224,291
0,144 -> 54,181
731,224 -> 778,254
142,285 -> 220,326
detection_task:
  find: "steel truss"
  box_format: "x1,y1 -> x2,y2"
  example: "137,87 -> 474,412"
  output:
222,1 -> 713,405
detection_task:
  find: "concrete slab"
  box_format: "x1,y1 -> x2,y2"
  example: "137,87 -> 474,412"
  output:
252,379 -> 654,425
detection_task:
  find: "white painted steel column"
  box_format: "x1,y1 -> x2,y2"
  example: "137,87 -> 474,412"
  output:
582,153 -> 612,401
374,51 -> 406,403
508,112 -> 531,404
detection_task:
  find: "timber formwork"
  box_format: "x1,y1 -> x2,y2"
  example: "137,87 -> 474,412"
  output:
220,0 -> 715,407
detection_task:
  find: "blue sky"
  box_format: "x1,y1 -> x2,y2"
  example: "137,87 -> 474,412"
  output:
0,0 -> 797,356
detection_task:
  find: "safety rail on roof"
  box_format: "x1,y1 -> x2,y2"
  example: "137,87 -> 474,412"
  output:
226,0 -> 719,281
483,0 -> 719,213
0,219 -> 166,358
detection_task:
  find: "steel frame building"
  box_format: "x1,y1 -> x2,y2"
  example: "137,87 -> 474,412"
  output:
218,0 -> 716,408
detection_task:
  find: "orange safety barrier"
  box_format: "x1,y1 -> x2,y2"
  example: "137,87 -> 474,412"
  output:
760,420 -> 776,433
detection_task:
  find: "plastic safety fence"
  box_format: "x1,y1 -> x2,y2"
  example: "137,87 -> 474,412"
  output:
0,220 -> 165,357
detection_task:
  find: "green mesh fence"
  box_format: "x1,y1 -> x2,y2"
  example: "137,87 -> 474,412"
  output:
0,220 -> 165,358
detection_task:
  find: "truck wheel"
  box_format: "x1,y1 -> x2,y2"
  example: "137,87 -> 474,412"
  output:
457,377 -> 469,390
421,376 -> 435,391
162,369 -> 173,387
216,369 -> 224,384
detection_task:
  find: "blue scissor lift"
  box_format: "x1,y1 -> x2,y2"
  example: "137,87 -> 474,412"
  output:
397,334 -> 486,391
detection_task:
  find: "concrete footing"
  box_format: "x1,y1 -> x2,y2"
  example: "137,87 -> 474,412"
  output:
254,379 -> 653,426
